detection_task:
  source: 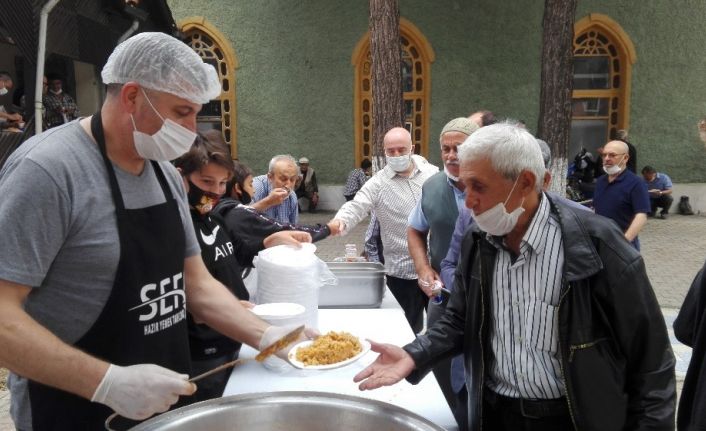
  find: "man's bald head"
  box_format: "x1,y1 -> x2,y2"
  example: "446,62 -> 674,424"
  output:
602,140 -> 629,175
605,140 -> 628,155
383,127 -> 414,174
468,110 -> 496,127
383,127 -> 413,149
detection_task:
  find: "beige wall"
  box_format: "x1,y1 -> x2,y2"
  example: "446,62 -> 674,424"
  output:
673,184 -> 706,216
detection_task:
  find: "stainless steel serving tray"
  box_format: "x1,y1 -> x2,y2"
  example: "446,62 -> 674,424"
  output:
130,391 -> 445,431
319,262 -> 386,309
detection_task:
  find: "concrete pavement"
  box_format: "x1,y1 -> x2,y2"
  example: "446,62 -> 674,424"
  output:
0,210 -> 703,429
0,391 -> 10,431
638,213 -> 706,382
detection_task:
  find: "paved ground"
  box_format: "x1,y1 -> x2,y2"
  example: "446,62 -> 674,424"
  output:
0,211 -> 703,429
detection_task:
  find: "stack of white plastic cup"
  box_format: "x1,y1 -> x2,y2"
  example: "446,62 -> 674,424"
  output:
255,243 -> 322,329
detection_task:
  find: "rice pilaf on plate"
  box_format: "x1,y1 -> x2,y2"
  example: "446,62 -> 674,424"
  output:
294,331 -> 362,366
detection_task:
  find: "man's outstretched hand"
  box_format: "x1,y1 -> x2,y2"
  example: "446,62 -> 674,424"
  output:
353,340 -> 415,390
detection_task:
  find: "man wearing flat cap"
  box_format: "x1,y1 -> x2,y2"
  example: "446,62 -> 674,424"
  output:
407,117 -> 478,427
295,156 -> 319,213
0,32 -> 310,430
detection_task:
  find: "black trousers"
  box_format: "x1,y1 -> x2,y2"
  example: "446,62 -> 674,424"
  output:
650,194 -> 674,215
482,389 -> 573,431
386,275 -> 428,334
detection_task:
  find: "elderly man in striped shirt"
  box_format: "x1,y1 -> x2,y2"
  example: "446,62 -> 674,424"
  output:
330,127 -> 437,333
354,122 -> 675,431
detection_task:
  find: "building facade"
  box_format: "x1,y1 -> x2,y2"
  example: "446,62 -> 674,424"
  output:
167,0 -> 706,209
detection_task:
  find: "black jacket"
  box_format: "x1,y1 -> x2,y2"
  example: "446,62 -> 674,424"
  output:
214,198 -> 331,244
674,260 -> 706,431
405,194 -> 676,431
188,211 -> 260,360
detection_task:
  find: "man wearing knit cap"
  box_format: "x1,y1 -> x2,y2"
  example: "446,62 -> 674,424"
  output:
406,117 -> 478,426
0,32 -> 311,430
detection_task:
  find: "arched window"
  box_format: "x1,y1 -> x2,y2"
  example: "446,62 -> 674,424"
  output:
571,14 -> 636,157
351,18 -> 435,166
179,17 -> 239,158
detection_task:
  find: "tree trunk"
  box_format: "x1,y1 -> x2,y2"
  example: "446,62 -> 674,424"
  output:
368,0 -> 403,172
536,0 -> 577,195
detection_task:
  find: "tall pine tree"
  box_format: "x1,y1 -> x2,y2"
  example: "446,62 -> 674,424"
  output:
537,0 -> 577,194
368,0 -> 404,171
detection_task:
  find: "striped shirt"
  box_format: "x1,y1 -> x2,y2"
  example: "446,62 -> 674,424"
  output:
486,193 -> 566,399
334,155 -> 438,279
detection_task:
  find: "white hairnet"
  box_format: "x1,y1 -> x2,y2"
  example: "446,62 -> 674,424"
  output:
101,32 -> 221,104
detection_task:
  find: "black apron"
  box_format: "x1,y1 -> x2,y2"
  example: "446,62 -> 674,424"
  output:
27,112 -> 191,430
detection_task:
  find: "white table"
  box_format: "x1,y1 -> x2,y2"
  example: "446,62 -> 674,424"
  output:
224,307 -> 458,430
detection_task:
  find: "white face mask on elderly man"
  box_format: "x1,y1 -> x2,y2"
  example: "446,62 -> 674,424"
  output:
472,176 -> 525,236
386,153 -> 411,173
131,88 -> 197,161
0,87 -> 7,96
602,155 -> 625,176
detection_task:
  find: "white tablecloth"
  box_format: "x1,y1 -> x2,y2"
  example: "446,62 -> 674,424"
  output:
224,307 -> 458,430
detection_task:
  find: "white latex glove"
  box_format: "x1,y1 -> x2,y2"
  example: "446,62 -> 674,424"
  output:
259,324 -> 319,360
91,364 -> 196,420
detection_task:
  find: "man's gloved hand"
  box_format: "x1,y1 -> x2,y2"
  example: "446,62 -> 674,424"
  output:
259,324 -> 319,360
91,364 -> 196,420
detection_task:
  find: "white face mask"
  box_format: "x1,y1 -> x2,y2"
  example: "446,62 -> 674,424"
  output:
0,87 -> 7,96
386,153 -> 411,173
444,162 -> 460,182
471,177 -> 525,236
131,89 -> 197,161
602,156 -> 625,176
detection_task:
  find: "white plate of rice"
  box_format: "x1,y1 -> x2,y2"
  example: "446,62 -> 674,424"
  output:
288,331 -> 371,370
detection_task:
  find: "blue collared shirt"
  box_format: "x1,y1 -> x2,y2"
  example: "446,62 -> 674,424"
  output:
644,172 -> 673,191
252,175 -> 299,224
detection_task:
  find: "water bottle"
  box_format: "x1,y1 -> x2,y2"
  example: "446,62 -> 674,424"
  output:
344,244 -> 358,262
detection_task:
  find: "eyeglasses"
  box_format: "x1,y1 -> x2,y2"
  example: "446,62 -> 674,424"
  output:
602,152 -> 626,159
384,149 -> 411,157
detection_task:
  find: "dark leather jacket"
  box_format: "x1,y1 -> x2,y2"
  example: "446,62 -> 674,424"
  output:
405,194 -> 676,431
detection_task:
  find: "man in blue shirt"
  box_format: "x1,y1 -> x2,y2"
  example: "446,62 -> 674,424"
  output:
593,140 -> 651,250
641,165 -> 674,219
252,155 -> 300,224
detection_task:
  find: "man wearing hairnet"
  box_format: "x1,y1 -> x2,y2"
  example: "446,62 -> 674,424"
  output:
0,32 -> 311,430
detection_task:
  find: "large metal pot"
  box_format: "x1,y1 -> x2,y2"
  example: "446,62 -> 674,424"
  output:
130,391 -> 446,431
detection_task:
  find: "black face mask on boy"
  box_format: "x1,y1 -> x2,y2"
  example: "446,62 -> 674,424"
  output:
187,180 -> 220,215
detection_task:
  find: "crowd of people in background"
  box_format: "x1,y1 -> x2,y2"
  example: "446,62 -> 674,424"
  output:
0,71 -> 79,134
2,30 -> 706,431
